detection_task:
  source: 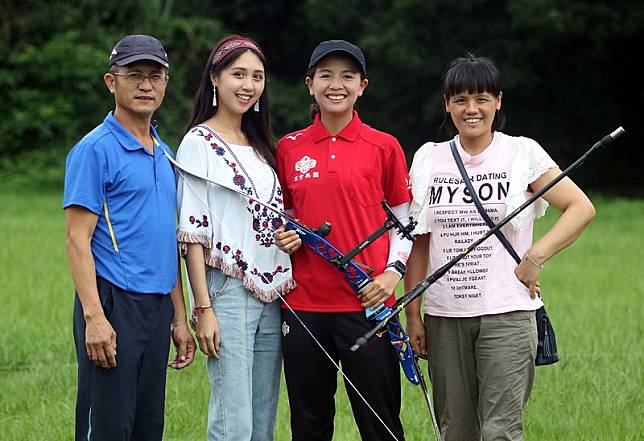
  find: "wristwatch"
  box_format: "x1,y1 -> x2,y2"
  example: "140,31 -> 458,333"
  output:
385,260 -> 407,278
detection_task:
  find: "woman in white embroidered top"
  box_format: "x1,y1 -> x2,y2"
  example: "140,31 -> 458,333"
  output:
404,54 -> 596,441
175,35 -> 294,441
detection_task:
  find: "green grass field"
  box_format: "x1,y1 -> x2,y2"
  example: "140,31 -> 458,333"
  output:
0,191 -> 642,440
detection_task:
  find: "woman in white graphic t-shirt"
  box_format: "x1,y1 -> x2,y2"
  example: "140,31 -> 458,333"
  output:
404,54 -> 595,441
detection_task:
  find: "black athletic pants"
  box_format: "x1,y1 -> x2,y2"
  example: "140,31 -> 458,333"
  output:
73,276 -> 174,441
281,309 -> 405,441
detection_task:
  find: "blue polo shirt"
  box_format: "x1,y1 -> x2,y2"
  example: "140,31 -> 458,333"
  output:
64,112 -> 178,294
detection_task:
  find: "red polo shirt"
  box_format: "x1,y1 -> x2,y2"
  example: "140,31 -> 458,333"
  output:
276,112 -> 411,312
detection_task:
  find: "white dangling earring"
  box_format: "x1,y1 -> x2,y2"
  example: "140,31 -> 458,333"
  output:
212,86 -> 217,107
254,99 -> 260,112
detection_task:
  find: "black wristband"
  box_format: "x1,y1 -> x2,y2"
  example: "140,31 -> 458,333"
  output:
385,260 -> 406,278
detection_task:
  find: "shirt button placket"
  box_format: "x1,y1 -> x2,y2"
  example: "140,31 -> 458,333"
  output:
328,137 -> 338,173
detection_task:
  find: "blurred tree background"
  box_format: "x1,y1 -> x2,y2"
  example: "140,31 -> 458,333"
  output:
1,0 -> 641,194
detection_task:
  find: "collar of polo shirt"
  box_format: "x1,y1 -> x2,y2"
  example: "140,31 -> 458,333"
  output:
310,110 -> 363,144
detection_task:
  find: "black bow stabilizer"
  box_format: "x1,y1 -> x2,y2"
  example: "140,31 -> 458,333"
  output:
336,200 -> 416,267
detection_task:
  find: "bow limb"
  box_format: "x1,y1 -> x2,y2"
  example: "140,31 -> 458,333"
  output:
168,153 -> 402,441
413,356 -> 442,440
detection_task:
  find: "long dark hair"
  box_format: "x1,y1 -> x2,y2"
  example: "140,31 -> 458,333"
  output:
185,35 -> 276,169
440,54 -> 506,136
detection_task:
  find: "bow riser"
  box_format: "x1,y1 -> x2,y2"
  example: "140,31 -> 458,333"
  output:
285,219 -> 383,318
285,219 -> 421,385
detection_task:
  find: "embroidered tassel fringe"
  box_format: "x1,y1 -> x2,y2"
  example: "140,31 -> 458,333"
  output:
177,231 -> 213,257
177,232 -> 295,303
204,255 -> 296,303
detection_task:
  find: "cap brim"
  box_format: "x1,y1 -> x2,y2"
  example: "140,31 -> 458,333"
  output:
309,49 -> 365,74
111,54 -> 169,68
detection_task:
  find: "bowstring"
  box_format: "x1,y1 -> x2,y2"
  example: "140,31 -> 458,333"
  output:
413,356 -> 442,440
171,156 -> 401,441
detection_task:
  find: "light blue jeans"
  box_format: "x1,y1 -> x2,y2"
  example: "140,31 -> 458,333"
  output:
206,268 -> 282,441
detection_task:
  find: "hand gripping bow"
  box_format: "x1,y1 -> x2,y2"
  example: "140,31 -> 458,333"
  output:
285,200 -> 423,386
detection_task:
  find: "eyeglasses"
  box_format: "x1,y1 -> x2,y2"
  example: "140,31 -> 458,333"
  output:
111,72 -> 169,85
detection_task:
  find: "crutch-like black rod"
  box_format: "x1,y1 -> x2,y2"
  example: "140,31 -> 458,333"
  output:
351,126 -> 625,352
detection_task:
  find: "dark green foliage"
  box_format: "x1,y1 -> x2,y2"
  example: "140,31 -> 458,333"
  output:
1,0 -> 640,194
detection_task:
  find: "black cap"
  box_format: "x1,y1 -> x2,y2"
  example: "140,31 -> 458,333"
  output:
108,35 -> 169,68
308,40 -> 366,75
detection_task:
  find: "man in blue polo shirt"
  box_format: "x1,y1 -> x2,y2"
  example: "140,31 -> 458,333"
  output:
64,34 -> 195,441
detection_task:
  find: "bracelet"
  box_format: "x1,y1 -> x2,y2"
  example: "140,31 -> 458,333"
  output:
525,255 -> 544,269
194,305 -> 212,315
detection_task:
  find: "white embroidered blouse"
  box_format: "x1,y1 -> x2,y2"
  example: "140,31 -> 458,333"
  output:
176,125 -> 295,303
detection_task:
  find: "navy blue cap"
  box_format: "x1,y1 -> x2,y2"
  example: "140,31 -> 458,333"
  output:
109,35 -> 169,68
308,40 -> 366,75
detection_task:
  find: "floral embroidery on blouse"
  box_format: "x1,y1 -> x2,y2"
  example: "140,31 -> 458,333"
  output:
192,125 -> 283,248
176,125 -> 295,303
212,144 -> 225,156
247,199 -> 284,248
274,186 -> 283,205
189,214 -> 209,228
215,144 -> 254,194
215,241 -> 249,272
251,265 -> 289,284
192,126 -> 260,196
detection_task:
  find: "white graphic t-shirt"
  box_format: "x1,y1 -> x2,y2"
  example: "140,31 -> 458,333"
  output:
409,132 -> 556,317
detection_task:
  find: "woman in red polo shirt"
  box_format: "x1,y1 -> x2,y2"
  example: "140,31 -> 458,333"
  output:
275,40 -> 412,441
